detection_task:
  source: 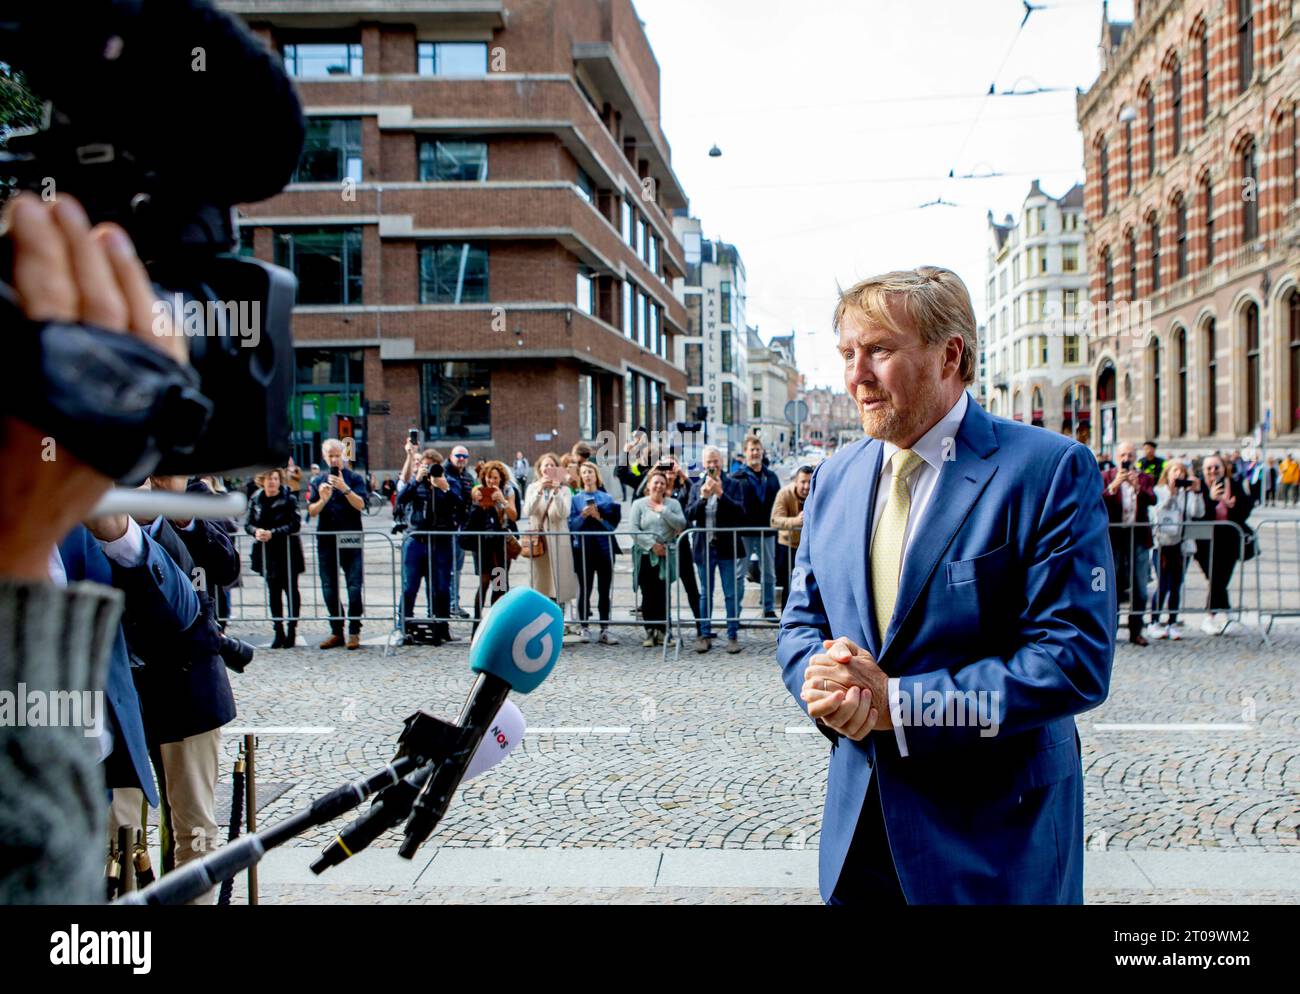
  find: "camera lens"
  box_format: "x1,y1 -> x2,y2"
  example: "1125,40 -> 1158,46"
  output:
218,635 -> 255,673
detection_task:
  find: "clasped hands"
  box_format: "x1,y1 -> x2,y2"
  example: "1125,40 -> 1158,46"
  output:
800,636 -> 891,740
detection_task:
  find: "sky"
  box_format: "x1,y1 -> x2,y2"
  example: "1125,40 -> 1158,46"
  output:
635,0 -> 1137,388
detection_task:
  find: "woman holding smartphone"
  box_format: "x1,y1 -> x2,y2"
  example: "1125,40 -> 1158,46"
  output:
522,452 -> 578,610
1194,453 -> 1255,635
464,460 -> 519,624
1149,459 -> 1203,640
568,461 -> 621,644
630,469 -> 686,647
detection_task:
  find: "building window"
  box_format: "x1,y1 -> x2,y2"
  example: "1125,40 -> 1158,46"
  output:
417,42 -> 488,76
1064,334 -> 1080,364
721,328 -> 733,374
1150,338 -> 1162,437
1203,174 -> 1215,267
1062,243 -> 1079,272
622,281 -> 634,338
420,361 -> 490,440
686,343 -> 702,387
720,281 -> 732,325
635,289 -> 646,347
418,140 -> 487,181
274,227 -> 363,305
621,200 -> 633,246
1063,288 -> 1079,316
576,168 -> 595,206
651,303 -> 662,357
1126,230 -> 1138,299
1289,290 -> 1300,432
753,400 -> 762,419
578,374 -> 595,438
1176,326 -> 1188,437
1244,301 -> 1261,428
1150,215 -> 1162,292
294,118 -> 362,183
1205,318 -> 1218,434
1036,335 -> 1049,366
648,236 -> 660,276
282,42 -> 362,78
1198,26 -> 1210,124
576,267 -> 594,316
1238,0 -> 1254,94
1099,138 -> 1110,214
419,242 -> 488,304
1143,85 -> 1156,178
635,215 -> 646,263
1170,56 -> 1183,154
1241,139 -> 1259,242
721,382 -> 734,425
1174,193 -> 1188,279
1102,246 -> 1113,303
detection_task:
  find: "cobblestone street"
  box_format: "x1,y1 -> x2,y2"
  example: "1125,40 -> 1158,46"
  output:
210,606 -> 1300,905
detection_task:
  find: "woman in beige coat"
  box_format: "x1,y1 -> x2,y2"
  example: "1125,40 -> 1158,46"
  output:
522,452 -> 578,604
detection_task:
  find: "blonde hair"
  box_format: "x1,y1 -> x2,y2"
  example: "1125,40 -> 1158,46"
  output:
832,266 -> 978,384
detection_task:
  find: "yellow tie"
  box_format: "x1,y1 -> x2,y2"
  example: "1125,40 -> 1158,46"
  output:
871,449 -> 925,644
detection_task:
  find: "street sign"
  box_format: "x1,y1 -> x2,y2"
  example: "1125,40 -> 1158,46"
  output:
784,399 -> 809,424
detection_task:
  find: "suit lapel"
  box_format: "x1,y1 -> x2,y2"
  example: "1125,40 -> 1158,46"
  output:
878,404 -> 1000,666
847,442 -> 885,659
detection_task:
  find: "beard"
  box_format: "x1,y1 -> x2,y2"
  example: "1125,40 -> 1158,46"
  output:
857,375 -> 944,445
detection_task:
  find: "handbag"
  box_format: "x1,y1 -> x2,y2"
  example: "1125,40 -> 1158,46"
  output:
506,534 -> 523,561
518,489 -> 555,559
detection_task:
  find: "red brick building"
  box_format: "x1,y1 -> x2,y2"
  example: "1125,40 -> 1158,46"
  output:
1078,0 -> 1299,457
221,0 -> 690,471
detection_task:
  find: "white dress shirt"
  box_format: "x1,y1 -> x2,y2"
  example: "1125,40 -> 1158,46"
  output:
875,391 -> 970,759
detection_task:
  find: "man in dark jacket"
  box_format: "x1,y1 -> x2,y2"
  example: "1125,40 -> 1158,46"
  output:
686,445 -> 747,653
309,439 -> 371,649
731,436 -> 782,620
1101,441 -> 1157,646
398,453 -> 458,645
110,478 -> 241,903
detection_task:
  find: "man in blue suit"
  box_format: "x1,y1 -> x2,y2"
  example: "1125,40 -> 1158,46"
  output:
58,517 -> 200,810
777,267 -> 1114,905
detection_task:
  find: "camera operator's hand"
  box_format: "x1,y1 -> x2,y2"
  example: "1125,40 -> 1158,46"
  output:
0,193 -> 184,581
317,482 -> 334,503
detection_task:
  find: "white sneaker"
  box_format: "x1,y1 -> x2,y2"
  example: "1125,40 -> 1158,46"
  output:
1200,615 -> 1218,635
579,626 -> 592,643
1148,623 -> 1167,639
1213,613 -> 1230,635
1167,624 -> 1183,641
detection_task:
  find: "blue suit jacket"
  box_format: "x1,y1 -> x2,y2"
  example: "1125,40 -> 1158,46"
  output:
777,401 -> 1115,904
58,525 -> 200,807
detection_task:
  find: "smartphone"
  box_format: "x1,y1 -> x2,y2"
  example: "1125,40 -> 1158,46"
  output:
1174,477 -> 1192,489
708,467 -> 719,479
408,428 -> 420,445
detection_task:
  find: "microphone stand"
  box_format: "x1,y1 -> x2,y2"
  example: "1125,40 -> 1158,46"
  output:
117,711 -> 464,905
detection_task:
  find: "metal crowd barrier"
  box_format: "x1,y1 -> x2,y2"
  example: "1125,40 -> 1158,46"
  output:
1246,517 -> 1300,638
226,530 -> 402,654
1105,519 -> 1249,636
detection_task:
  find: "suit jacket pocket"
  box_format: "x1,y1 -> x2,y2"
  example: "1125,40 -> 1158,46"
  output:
945,541 -> 1013,585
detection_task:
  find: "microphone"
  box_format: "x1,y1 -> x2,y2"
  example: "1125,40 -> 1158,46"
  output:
397,588 -> 562,859
308,592 -> 553,873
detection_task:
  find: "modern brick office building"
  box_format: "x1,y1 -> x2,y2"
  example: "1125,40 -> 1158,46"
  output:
221,0 -> 691,471
1078,0 -> 1298,458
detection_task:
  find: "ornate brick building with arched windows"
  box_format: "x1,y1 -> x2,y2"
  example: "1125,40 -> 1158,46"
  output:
1078,0 -> 1299,457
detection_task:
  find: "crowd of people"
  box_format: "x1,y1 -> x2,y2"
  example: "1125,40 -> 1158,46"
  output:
232,433 -> 813,652
1097,440 -> 1285,643
231,434 -> 1296,654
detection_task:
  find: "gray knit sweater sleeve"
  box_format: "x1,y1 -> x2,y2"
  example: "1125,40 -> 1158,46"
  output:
0,578 -> 124,904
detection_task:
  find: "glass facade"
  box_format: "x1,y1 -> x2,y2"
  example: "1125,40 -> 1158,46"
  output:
418,140 -> 488,181
294,118 -> 362,183
275,227 -> 363,305
293,348 -> 364,468
282,43 -> 362,78
419,242 -> 488,304
421,361 -> 491,440
417,42 -> 488,76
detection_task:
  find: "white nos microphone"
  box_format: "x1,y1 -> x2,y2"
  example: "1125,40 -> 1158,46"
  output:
464,699 -> 525,781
